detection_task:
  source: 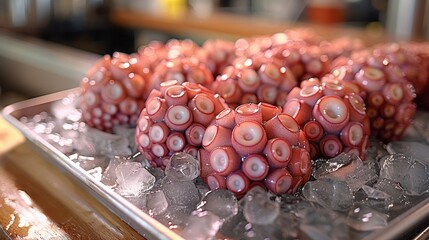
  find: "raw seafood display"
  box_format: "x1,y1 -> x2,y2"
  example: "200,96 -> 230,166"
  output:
56,28 -> 429,239
77,28 -> 429,195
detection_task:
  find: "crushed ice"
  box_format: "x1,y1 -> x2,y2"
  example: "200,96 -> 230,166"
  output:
17,97 -> 429,239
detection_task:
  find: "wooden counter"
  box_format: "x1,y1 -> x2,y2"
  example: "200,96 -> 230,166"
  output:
110,8 -> 387,44
0,116 -> 145,239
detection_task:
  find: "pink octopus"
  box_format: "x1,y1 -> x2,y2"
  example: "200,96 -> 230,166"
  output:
78,52 -> 151,132
331,47 -> 417,142
135,82 -> 227,169
202,103 -> 312,196
283,76 -> 370,160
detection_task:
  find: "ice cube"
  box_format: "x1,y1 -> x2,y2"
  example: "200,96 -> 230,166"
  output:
353,188 -> 391,214
148,167 -> 166,180
157,205 -> 193,227
372,178 -> 408,205
302,178 -> 353,212
165,152 -> 200,181
280,194 -> 321,219
380,154 -> 429,195
100,158 -> 123,187
271,212 -> 299,239
243,187 -> 280,225
162,179 -> 201,207
227,221 -> 251,240
300,208 -> 349,240
237,223 -> 262,240
181,210 -> 222,240
346,203 -> 388,231
145,190 -> 169,216
195,178 -> 210,197
115,162 -> 155,197
386,141 -> 429,166
218,202 -> 247,239
361,185 -> 393,201
198,189 -> 238,221
76,128 -> 132,156
335,161 -> 378,192
245,212 -> 300,240
313,153 -> 354,179
314,153 -> 378,192
125,195 -> 147,211
147,167 -> 166,189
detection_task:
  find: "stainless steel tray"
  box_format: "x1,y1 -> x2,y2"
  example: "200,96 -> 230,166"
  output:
1,88 -> 183,240
2,88 -> 429,240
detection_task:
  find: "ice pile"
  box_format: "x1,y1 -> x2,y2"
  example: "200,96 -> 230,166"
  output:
17,99 -> 429,239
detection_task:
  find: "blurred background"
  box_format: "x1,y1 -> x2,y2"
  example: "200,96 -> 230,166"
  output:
0,0 -> 428,105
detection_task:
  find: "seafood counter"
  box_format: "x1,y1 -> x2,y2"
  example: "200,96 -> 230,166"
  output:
3,29 -> 429,239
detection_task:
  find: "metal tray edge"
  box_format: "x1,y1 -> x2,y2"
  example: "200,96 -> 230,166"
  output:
1,89 -> 183,240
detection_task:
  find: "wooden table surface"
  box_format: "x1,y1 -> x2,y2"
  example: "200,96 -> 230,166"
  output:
0,116 -> 145,240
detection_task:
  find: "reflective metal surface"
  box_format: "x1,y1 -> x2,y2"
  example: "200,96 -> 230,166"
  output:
2,89 -> 183,240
